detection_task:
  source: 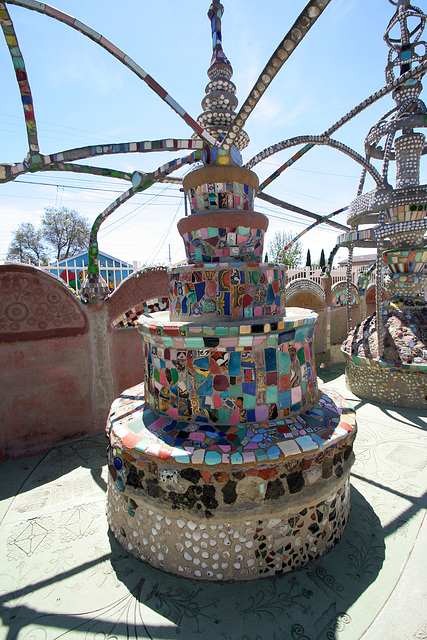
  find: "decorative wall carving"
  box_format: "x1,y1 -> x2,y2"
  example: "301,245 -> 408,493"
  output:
0,265 -> 88,341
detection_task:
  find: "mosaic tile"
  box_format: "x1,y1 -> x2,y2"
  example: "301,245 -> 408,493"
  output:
169,263 -> 286,319
107,382 -> 355,467
182,224 -> 264,263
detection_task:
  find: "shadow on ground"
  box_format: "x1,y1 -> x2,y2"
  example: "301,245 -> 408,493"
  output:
319,362 -> 427,432
0,484 -> 385,640
0,436 -> 108,504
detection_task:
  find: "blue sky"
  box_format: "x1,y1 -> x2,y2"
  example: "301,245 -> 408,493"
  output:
1,0 -> 424,266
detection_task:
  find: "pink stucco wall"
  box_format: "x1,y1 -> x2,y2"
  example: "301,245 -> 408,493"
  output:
0,334 -> 93,457
0,264 -> 168,460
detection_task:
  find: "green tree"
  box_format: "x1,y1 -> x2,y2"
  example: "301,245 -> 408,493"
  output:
306,248 -> 312,267
6,222 -> 48,265
42,207 -> 90,260
320,248 -> 326,269
267,231 -> 303,267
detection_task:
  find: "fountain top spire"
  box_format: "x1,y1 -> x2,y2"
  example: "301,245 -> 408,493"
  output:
207,0 -> 231,75
194,0 -> 249,153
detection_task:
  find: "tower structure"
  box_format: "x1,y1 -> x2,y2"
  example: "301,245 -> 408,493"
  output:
340,0 -> 427,407
105,1 -> 357,581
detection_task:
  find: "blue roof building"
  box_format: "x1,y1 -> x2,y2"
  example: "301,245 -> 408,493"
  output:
49,250 -> 134,291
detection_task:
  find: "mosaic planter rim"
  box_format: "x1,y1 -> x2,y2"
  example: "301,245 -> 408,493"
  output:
182,164 -> 259,192
386,202 -> 427,222
341,348 -> 427,373
137,308 -> 318,336
383,246 -> 427,259
107,383 -> 356,469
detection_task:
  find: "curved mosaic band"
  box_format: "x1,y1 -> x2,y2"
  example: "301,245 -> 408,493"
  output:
111,297 -> 169,330
385,201 -> 427,224
137,306 -> 316,337
177,210 -> 268,264
337,227 -> 377,248
183,165 -> 259,215
138,310 -> 318,423
383,247 -> 427,273
347,185 -> 427,225
168,263 -> 286,320
337,219 -> 427,248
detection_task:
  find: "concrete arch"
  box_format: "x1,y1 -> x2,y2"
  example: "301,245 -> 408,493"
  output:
366,282 -> 388,305
286,278 -> 325,309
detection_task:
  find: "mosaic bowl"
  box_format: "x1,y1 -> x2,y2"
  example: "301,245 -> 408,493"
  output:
382,247 -> 427,273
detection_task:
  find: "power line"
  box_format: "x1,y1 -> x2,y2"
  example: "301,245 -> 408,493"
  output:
147,196 -> 183,264
14,178 -> 184,197
99,182 -> 177,237
0,112 -> 127,142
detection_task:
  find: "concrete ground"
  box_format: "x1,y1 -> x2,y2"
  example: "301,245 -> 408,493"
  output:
0,364 -> 426,640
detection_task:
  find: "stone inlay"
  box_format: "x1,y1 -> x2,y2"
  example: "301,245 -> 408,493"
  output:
107,478 -> 351,580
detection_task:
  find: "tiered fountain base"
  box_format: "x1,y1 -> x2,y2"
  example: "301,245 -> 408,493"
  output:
106,382 -> 356,581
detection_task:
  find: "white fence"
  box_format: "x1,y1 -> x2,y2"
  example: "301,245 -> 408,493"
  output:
286,266 -> 373,286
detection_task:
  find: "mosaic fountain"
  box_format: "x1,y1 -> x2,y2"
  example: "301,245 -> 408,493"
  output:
339,0 -> 427,408
7,0 -> 427,581
105,1 -> 357,581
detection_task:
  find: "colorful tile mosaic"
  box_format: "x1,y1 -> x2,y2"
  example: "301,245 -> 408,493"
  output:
188,180 -> 255,214
168,263 -> 286,319
383,248 -> 427,274
112,297 -> 169,330
141,330 -> 317,423
386,201 -> 427,224
137,313 -> 319,422
182,226 -> 264,263
107,384 -> 355,468
332,282 -> 358,308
